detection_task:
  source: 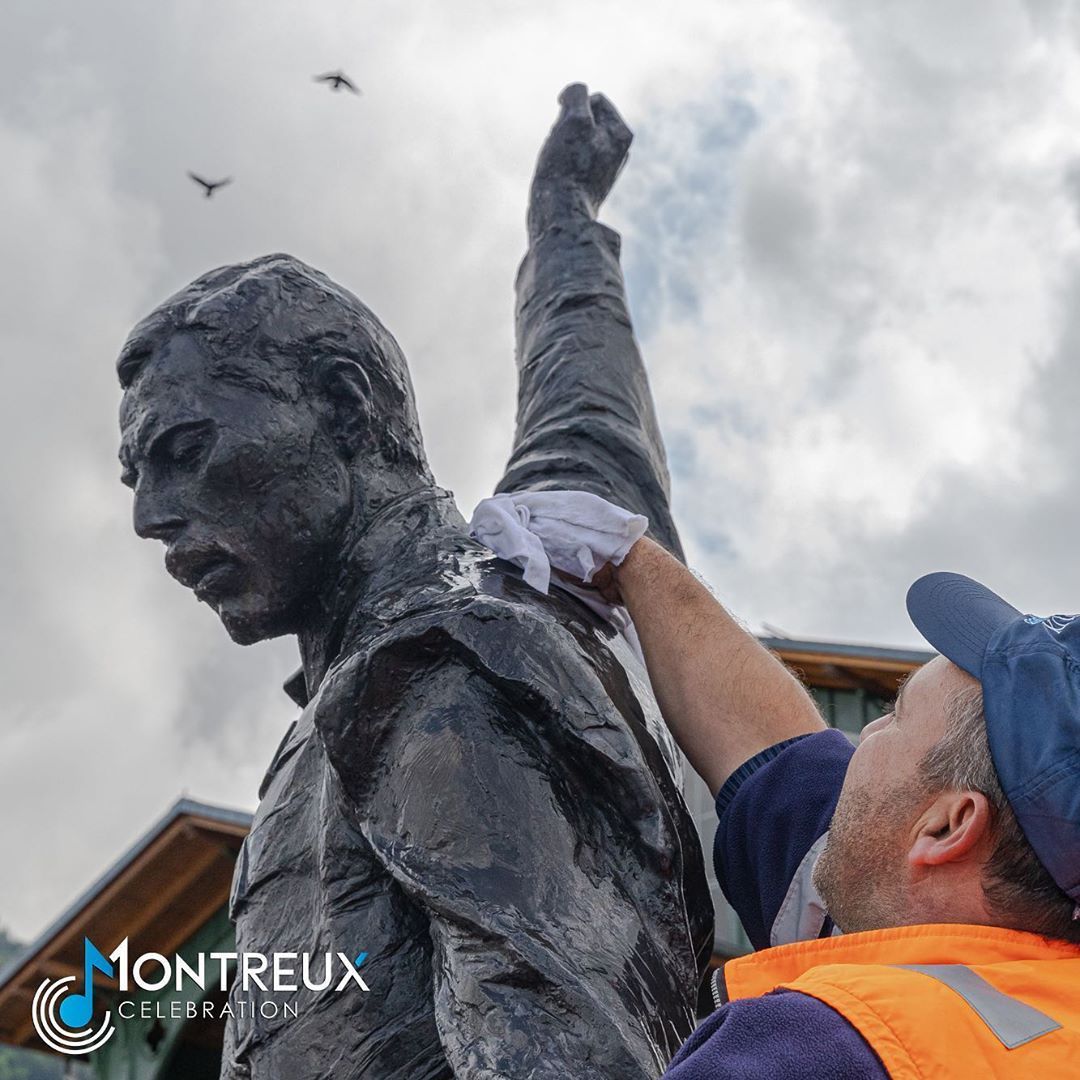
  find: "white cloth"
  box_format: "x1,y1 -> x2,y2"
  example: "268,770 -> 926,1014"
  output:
468,491 -> 648,661
469,491 -> 647,592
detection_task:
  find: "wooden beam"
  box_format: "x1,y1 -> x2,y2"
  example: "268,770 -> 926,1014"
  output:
0,986 -> 34,1038
10,1010 -> 45,1050
119,837 -> 229,948
37,960 -> 116,991
818,663 -> 896,698
157,881 -> 232,962
189,816 -> 249,841
771,647 -> 922,676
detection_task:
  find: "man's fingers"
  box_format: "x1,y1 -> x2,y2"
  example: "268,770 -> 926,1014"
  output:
590,93 -> 633,150
590,563 -> 623,604
558,82 -> 593,124
553,564 -> 623,605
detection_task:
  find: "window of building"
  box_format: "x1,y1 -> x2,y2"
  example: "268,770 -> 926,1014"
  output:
809,686 -> 893,742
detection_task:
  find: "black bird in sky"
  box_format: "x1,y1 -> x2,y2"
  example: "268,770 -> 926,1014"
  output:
314,70 -> 360,94
188,172 -> 232,198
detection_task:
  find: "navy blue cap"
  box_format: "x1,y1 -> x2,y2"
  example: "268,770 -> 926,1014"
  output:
907,572 -> 1080,905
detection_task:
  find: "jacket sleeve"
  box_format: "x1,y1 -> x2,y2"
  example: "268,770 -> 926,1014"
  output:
663,989 -> 888,1079
495,214 -> 684,561
714,729 -> 853,949
317,647 -> 691,1079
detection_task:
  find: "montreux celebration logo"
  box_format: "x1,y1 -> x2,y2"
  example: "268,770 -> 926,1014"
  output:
32,936 -> 371,1056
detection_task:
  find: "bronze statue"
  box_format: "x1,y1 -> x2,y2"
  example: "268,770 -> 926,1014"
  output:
117,84 -> 711,1079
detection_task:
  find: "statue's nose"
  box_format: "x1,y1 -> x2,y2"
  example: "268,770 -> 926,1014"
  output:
133,484 -> 186,542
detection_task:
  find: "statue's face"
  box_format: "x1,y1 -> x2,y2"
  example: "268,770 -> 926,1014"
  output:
119,332 -> 352,644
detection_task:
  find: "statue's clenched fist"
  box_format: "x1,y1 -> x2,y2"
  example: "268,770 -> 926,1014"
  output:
528,83 -> 633,240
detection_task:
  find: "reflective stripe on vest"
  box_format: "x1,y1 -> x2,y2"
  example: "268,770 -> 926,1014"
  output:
895,963 -> 1061,1049
720,924 -> 1080,1078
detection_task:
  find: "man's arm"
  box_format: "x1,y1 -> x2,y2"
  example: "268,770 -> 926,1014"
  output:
496,84 -> 684,559
662,990 -> 887,1079
610,538 -> 826,795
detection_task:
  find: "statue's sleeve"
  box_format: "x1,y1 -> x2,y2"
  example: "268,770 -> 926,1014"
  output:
318,648 -> 684,1079
496,219 -> 685,561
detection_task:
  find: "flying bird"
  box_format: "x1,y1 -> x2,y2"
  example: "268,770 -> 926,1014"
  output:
187,172 -> 232,198
315,70 -> 360,94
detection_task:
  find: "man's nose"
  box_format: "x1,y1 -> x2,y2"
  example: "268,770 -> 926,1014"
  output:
133,483 -> 186,541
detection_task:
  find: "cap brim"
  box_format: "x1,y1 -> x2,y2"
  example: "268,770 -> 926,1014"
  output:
906,572 -> 1021,679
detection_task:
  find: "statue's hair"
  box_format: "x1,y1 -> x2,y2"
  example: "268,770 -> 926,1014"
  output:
117,254 -> 426,468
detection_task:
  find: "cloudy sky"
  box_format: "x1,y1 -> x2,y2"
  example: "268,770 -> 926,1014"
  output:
4,0 -> 1080,942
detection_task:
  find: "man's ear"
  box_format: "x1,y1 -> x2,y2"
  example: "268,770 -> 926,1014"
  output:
908,790 -> 993,868
318,357 -> 374,458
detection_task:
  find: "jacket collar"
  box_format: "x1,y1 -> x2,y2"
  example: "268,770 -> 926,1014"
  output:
720,923 -> 1080,1003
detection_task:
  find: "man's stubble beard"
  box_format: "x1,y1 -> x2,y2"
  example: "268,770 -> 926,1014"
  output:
813,777 -> 922,934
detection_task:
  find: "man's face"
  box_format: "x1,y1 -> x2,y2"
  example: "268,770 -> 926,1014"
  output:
813,656 -> 976,932
118,333 -> 353,644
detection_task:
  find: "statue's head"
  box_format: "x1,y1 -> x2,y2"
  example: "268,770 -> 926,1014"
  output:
117,254 -> 429,645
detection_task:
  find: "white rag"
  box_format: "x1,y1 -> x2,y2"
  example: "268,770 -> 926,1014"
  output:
468,490 -> 648,661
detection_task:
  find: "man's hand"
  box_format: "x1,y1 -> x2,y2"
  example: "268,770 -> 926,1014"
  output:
528,83 -> 633,241
588,561 -> 622,605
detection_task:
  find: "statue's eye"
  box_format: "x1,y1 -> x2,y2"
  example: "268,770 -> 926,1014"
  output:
158,421 -> 214,468
170,438 -> 202,463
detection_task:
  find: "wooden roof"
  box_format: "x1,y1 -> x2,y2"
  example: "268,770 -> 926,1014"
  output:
763,636 -> 933,697
0,799 -> 250,1055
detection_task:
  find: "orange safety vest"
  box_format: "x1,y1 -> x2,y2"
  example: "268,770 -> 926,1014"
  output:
718,923 -> 1080,1078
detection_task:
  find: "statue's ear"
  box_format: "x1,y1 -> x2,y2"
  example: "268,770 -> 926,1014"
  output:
318,356 -> 375,458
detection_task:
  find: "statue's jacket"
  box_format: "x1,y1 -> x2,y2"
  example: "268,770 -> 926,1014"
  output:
222,529 -> 712,1080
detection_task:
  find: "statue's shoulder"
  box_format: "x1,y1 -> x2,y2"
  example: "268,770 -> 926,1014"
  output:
313,549 -> 621,724
310,559 -> 586,800
446,545 -> 626,648
371,543 -> 619,657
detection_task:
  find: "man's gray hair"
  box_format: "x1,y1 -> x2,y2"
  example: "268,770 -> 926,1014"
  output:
919,684 -> 1080,944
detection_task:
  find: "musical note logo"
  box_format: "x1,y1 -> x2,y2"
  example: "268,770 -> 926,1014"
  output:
31,937 -> 117,1055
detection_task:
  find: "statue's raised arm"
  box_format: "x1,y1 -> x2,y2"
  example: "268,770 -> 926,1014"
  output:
498,84 -> 683,560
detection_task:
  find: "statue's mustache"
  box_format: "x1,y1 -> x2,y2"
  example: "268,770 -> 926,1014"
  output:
164,538 -> 240,592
